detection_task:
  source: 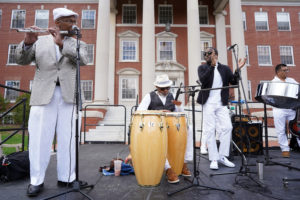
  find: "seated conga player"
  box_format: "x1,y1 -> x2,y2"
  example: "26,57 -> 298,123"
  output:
136,74 -> 193,184
272,64 -> 300,158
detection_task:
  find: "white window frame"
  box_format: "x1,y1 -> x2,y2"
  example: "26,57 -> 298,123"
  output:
255,12 -> 269,31
86,44 -> 94,65
11,9 -> 26,29
199,5 -> 209,25
248,80 -> 252,100
242,11 -> 247,31
200,40 -> 212,62
158,4 -> 173,25
122,4 -> 137,24
81,80 -> 93,102
245,45 -> 249,65
35,10 -> 49,29
7,44 -> 18,65
257,45 -> 272,66
119,76 -> 138,101
279,46 -> 294,66
157,38 -> 176,62
276,12 -> 291,31
4,80 -> 20,103
81,10 -> 96,29
120,39 -> 138,62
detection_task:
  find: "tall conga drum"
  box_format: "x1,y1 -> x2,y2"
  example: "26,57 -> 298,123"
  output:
165,112 -> 187,176
130,110 -> 167,186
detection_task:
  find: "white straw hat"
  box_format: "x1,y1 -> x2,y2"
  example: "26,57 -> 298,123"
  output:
53,8 -> 78,21
153,74 -> 173,88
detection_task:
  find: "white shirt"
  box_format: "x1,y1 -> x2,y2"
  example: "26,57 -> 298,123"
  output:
206,63 -> 222,104
137,91 -> 183,112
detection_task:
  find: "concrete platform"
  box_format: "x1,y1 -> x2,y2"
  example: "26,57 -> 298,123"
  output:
1,144 -> 300,200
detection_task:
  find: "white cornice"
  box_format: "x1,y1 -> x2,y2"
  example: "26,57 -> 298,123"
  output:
0,0 -> 98,3
242,0 -> 300,6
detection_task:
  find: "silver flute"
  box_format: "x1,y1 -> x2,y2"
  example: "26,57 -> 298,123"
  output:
17,28 -> 69,34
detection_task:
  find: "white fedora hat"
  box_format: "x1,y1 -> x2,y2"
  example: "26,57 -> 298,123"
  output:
53,8 -> 79,21
153,74 -> 173,88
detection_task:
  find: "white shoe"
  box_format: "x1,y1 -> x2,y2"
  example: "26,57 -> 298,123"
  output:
219,157 -> 235,168
200,147 -> 208,155
210,160 -> 218,170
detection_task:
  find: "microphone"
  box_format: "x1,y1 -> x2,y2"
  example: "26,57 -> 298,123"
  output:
174,82 -> 183,101
72,25 -> 80,31
227,44 -> 237,51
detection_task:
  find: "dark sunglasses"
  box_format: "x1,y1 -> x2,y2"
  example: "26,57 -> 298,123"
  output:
159,87 -> 170,91
203,51 -> 213,56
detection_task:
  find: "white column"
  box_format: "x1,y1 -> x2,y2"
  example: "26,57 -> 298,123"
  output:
187,0 -> 201,86
108,3 -> 117,104
214,10 -> 228,65
142,0 -> 155,97
229,0 -> 249,100
94,0 -> 110,103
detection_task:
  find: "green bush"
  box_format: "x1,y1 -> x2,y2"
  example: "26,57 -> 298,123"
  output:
12,93 -> 31,126
0,94 -> 9,113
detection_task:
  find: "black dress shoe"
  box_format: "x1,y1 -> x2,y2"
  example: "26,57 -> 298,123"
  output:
27,183 -> 44,197
57,180 -> 88,188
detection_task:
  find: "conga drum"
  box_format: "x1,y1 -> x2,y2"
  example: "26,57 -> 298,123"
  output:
130,110 -> 167,186
165,112 -> 187,176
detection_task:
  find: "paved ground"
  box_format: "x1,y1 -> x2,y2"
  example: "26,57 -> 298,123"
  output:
1,144 -> 300,200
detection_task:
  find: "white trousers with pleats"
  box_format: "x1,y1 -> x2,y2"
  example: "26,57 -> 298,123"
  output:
28,86 -> 77,185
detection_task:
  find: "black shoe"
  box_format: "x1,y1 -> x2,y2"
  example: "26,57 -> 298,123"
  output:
57,180 -> 88,188
27,183 -> 44,197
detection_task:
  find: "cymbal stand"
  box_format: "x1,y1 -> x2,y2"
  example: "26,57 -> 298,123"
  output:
167,86 -> 234,196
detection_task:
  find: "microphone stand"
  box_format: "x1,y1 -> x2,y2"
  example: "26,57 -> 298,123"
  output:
209,46 -> 265,188
167,85 -> 234,196
42,29 -> 94,200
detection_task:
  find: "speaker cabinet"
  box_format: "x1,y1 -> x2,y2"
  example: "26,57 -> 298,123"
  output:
232,122 -> 263,155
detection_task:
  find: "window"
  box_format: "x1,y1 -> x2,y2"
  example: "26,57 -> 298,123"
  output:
158,5 -> 173,24
5,81 -> 20,102
7,44 -> 18,64
257,46 -> 272,65
277,12 -> 290,31
81,80 -> 93,102
82,10 -> 96,29
245,45 -> 249,65
255,12 -> 268,31
242,12 -> 246,30
121,78 -> 137,100
200,41 -> 211,61
35,10 -> 49,28
199,5 -> 209,25
11,10 -> 26,29
280,46 -> 294,65
29,80 -> 33,91
121,40 -> 137,61
122,5 -> 136,24
86,44 -> 94,64
0,9 -> 2,28
248,80 -> 252,100
159,41 -> 174,61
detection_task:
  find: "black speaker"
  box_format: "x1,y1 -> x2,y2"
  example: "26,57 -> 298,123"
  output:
232,122 -> 263,155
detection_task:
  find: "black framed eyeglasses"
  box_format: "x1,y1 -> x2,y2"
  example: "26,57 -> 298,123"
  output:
203,51 -> 213,57
159,87 -> 170,91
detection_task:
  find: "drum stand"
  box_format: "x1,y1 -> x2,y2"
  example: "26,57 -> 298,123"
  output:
167,86 -> 234,196
209,46 -> 265,188
42,29 -> 94,200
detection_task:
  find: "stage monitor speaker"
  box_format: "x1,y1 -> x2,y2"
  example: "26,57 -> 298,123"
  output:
232,122 -> 263,155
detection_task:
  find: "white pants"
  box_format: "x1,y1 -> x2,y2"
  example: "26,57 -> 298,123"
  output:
28,86 -> 77,185
165,125 -> 193,169
203,103 -> 232,161
273,108 -> 297,152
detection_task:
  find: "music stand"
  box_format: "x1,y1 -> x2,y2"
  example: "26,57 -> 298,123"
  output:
208,46 -> 266,188
42,29 -> 94,200
167,86 -> 234,196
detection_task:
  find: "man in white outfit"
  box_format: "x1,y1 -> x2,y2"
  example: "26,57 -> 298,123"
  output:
272,63 -> 300,158
16,8 -> 88,197
137,74 -> 193,183
197,47 -> 246,170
